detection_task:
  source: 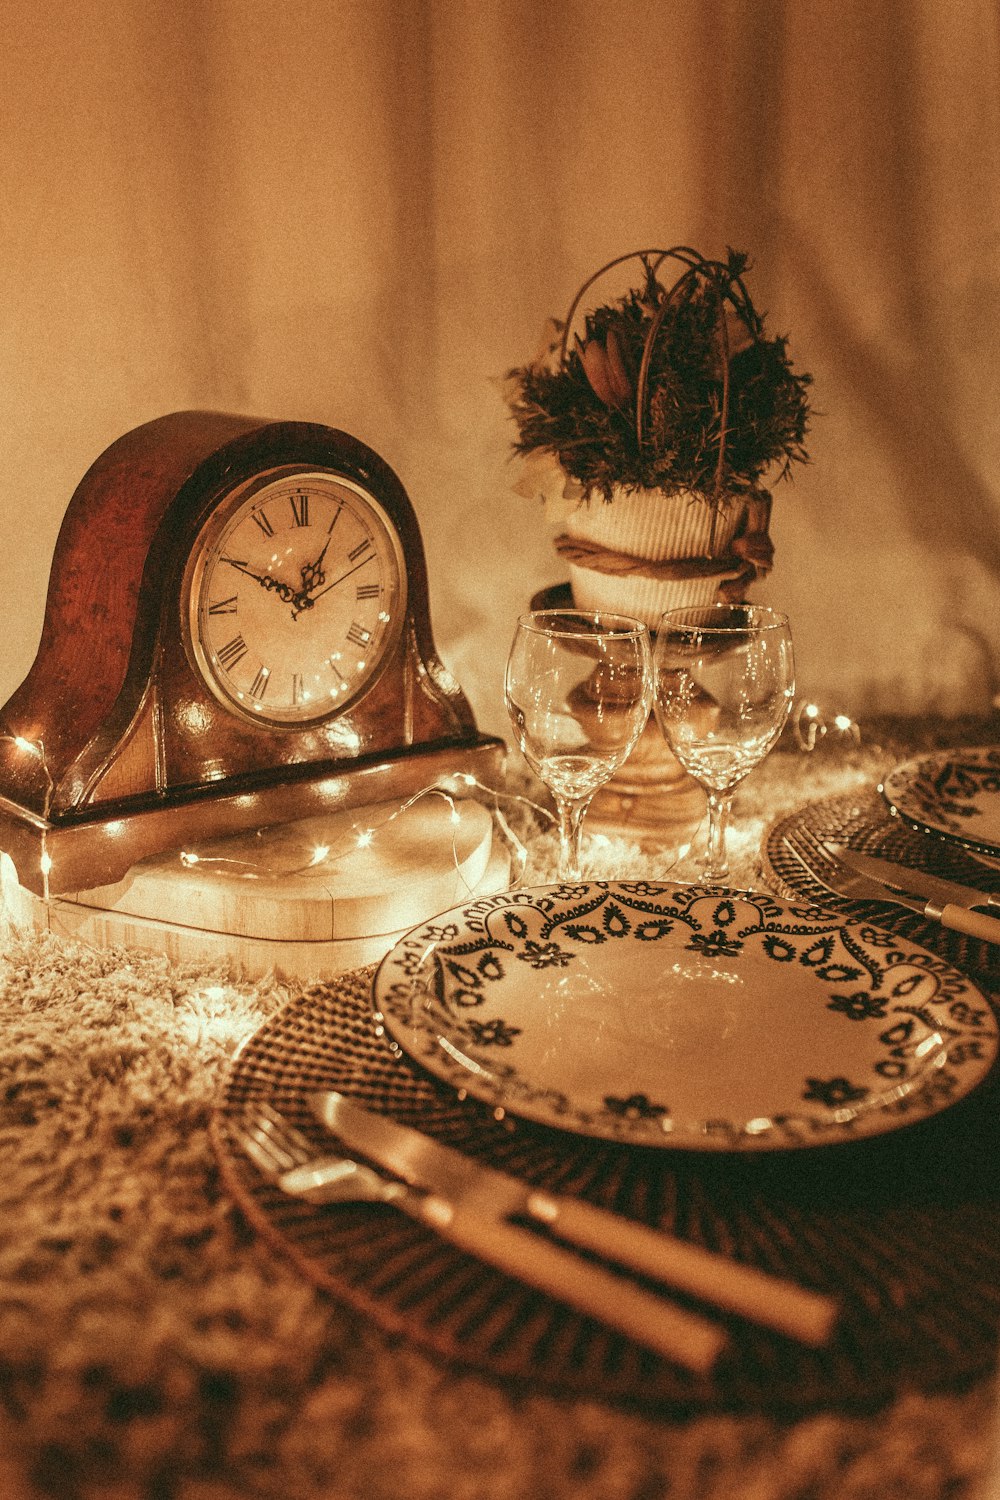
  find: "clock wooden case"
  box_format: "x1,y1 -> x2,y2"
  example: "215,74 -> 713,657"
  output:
0,411 -> 504,894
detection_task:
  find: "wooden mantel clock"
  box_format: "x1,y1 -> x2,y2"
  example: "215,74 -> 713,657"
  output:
0,412 -> 504,897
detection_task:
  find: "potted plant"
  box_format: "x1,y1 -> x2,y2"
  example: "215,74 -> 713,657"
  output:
504,246 -> 812,624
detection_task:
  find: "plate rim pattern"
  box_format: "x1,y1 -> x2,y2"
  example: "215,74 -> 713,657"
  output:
372,880 -> 998,1153
881,746 -> 1000,857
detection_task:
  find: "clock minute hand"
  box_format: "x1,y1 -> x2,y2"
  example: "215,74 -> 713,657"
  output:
224,558 -> 297,604
308,556 -> 374,603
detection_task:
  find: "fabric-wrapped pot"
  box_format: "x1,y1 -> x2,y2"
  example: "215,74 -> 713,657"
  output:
556,487 -> 759,627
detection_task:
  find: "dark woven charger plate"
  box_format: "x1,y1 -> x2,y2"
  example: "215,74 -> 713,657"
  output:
211,790 -> 1000,1416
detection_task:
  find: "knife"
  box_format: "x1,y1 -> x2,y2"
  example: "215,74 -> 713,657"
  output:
254,1104 -> 724,1374
309,1090 -> 838,1349
833,846 -> 1000,924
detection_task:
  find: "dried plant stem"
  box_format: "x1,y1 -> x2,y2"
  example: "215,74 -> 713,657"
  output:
563,250 -> 745,529
509,244 -> 812,505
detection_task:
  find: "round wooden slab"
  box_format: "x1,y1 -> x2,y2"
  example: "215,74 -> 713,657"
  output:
1,797 -> 510,979
68,796 -> 495,940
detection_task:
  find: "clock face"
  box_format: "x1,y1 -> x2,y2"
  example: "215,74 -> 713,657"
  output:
183,467 -> 406,726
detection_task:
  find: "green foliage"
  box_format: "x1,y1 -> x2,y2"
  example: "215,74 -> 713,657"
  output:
506,249 -> 812,503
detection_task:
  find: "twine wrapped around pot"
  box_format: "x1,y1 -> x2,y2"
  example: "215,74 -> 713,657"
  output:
555,535 -> 748,582
556,488 -> 774,621
557,489 -> 773,575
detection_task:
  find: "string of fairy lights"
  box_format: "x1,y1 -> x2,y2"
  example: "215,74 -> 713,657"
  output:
793,700 -> 861,753
4,733 -> 56,900
0,730 -> 549,903
177,773 -> 541,887
0,701 -> 860,909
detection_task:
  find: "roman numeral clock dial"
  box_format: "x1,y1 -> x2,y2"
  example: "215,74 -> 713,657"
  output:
0,413 -> 504,900
185,470 -> 405,726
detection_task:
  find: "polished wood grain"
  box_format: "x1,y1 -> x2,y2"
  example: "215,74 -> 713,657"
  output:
1,412 -> 261,791
0,692 -> 505,896
0,413 -> 503,892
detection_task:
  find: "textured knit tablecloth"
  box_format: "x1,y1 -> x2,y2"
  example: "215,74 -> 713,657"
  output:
1,715 -> 998,1500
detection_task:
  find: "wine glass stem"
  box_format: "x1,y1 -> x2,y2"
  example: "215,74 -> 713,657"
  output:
556,796 -> 589,881
703,790 -> 733,882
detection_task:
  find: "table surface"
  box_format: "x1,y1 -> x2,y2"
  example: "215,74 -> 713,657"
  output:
1,715 -> 998,1500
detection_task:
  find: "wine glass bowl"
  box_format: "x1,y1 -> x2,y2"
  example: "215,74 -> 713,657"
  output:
505,610 -> 653,880
653,604 -> 795,882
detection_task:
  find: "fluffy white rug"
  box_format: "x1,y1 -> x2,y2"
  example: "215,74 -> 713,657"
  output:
0,724 -> 996,1498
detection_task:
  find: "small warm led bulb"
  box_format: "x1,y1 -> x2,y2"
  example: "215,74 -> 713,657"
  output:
356,828 -> 375,849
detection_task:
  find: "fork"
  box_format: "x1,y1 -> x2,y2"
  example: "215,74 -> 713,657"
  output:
240,1102 -> 419,1208
235,1102 -> 728,1372
782,823 -> 1000,940
782,822 -> 889,901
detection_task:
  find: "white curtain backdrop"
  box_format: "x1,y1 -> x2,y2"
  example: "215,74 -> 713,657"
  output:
3,0 -> 999,740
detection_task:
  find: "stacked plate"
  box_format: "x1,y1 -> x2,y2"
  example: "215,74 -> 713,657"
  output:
881,745 -> 1000,860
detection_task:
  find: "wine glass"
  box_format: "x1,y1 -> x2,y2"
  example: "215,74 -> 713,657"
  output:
653,603 -> 794,883
505,609 -> 653,881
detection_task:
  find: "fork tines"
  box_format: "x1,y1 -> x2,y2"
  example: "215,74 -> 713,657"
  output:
784,821 -> 838,871
239,1102 -> 317,1176
780,825 -> 874,905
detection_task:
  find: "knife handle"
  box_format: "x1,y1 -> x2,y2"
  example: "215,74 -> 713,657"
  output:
407,1192 -> 726,1373
527,1192 -> 837,1346
936,902 -> 1000,943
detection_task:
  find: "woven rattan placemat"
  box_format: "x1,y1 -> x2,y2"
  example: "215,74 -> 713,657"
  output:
762,788 -> 1000,978
211,793 -> 1000,1415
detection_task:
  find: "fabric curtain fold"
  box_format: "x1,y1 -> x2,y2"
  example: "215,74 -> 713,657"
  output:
2,0 -> 998,733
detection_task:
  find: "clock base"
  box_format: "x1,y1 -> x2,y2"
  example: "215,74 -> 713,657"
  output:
1,794 -> 513,981
0,737 -> 506,897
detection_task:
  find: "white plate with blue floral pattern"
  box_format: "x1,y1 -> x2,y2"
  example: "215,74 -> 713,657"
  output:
881,746 -> 1000,858
372,882 -> 997,1151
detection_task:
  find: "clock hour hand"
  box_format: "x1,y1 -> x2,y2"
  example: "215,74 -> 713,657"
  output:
289,589 -> 315,619
298,536 -> 332,596
224,558 -> 297,605
289,532 -> 341,617
292,544 -> 357,620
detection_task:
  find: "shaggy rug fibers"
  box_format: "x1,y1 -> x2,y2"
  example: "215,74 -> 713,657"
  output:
0,724 -> 997,1499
